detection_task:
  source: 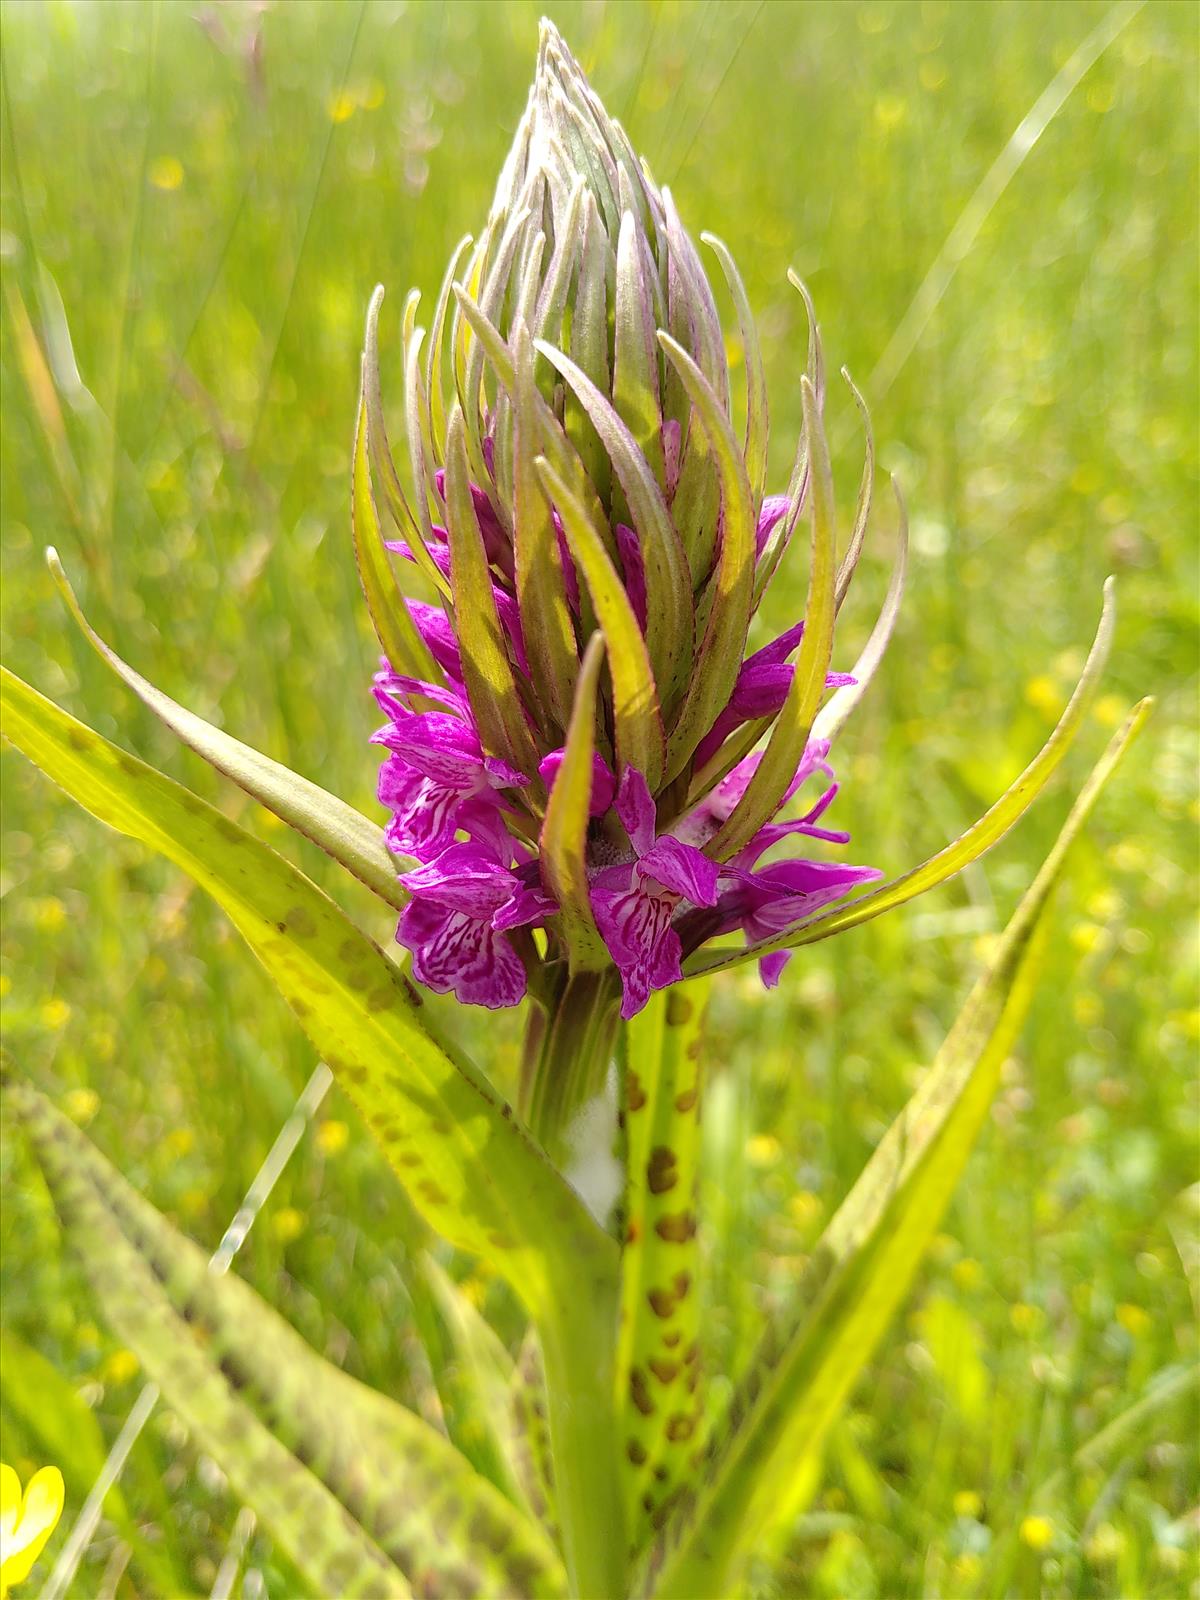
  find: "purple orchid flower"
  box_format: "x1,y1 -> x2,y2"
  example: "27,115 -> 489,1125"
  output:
396,833 -> 555,1008
693,620 -> 856,770
538,747 -> 617,817
591,768 -> 720,1020
372,692 -> 527,862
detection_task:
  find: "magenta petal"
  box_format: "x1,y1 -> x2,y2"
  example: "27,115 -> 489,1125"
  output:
399,843 -> 516,916
638,836 -> 719,907
615,766 -> 657,855
403,905 -> 527,1009
615,523 -> 648,632
539,748 -> 617,816
759,949 -> 791,988
592,881 -> 683,1020
755,494 -> 790,557
407,601 -> 462,679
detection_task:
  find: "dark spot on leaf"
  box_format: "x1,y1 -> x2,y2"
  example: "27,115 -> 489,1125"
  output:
673,1272 -> 692,1299
665,1414 -> 695,1442
625,1069 -> 646,1112
666,992 -> 692,1026
487,1231 -> 514,1251
366,984 -> 395,1012
626,1439 -> 647,1465
654,1464 -> 669,1482
647,1286 -> 676,1318
642,1491 -> 655,1514
629,1367 -> 655,1416
649,1358 -> 679,1384
663,1330 -> 681,1348
655,1211 -> 697,1243
418,1179 -> 447,1206
674,1084 -> 698,1114
646,1145 -> 678,1194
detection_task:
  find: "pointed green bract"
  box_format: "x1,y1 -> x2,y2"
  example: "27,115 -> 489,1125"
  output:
536,458 -> 666,788
13,1085 -> 570,1599
0,667 -> 615,1329
658,332 -> 755,784
619,984 -> 708,1547
47,547 -> 407,912
539,633 -> 611,969
538,340 -> 694,711
834,368 -> 876,610
364,287 -> 450,602
815,479 -> 908,746
614,211 -> 667,491
352,378 -> 444,688
701,233 -> 767,515
711,374 -> 837,856
444,405 -> 543,777
646,701 -> 1152,1598
513,320 -> 579,732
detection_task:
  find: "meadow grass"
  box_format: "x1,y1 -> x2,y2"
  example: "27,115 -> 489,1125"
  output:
1,2 -> 1196,1595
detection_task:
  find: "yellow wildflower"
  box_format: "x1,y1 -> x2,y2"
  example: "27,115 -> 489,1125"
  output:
1020,1514 -> 1054,1551
1,1464 -> 65,1595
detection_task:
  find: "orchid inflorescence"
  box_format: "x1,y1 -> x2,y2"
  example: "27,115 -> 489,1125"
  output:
362,23 -> 899,1030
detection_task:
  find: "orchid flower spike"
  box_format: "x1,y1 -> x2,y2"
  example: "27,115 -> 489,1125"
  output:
356,19 -> 1107,1029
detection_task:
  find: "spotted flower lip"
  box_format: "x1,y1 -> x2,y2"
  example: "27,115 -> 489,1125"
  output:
359,19 -> 901,1017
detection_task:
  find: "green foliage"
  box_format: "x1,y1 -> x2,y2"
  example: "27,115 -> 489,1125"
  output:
1,4 -> 1195,1596
10,1083 -> 567,1599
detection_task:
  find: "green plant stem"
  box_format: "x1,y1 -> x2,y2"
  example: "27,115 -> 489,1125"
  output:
528,966 -> 626,1596
540,1283 -> 625,1599
526,967 -> 621,1161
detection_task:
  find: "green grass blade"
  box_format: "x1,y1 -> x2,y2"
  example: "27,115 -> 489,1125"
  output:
46,546 -> 408,912
686,579 -> 1118,977
10,1084 -> 410,1600
709,374 -> 836,855
12,1083 -> 570,1599
0,667 -> 616,1329
539,632 -> 611,969
646,700 -> 1152,1597
535,458 -> 666,788
619,984 -> 708,1549
658,331 -> 755,785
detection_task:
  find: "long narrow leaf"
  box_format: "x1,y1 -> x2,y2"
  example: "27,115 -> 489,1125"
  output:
10,1084 -> 409,1600
686,580 -> 1118,976
0,668 -> 616,1331
46,548 -> 407,913
646,700 -> 1152,1597
12,1084 -> 568,1599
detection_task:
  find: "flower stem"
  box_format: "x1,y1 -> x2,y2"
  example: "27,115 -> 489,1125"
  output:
526,967 -> 621,1162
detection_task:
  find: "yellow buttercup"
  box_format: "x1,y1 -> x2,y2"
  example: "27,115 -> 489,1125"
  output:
0,1465 -> 65,1596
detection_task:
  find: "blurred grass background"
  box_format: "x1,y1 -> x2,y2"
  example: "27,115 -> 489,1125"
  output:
1,1 -> 1197,1595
